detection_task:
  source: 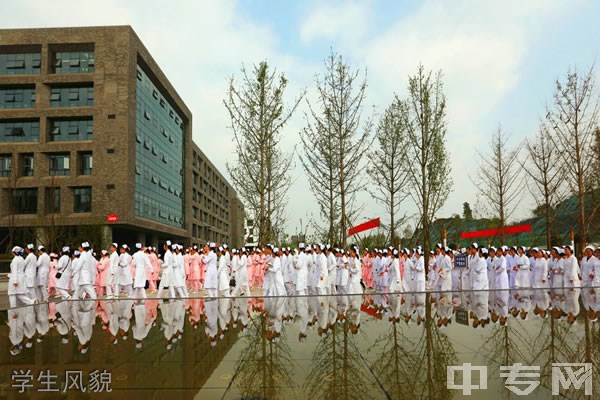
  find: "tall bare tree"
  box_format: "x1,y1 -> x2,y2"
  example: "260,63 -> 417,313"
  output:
367,96 -> 409,245
546,65 -> 599,249
472,126 -> 522,245
400,64 -> 452,258
521,123 -> 566,248
225,61 -> 303,245
300,51 -> 373,247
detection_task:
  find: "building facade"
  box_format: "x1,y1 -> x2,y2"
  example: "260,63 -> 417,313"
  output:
0,26 -> 243,251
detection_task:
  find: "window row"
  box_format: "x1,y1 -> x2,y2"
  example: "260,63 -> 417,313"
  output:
0,87 -> 35,109
0,118 -> 93,143
50,86 -> 94,107
53,51 -> 95,74
0,47 -> 95,76
9,186 -> 91,214
0,152 -> 92,177
0,52 -> 41,75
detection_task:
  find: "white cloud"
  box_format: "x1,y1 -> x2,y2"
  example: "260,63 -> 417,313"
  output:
299,0 -> 372,45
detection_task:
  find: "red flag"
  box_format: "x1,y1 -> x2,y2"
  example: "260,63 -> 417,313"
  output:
348,217 -> 380,236
361,304 -> 382,319
460,224 -> 531,239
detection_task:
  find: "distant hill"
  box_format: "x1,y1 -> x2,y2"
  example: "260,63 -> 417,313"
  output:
416,191 -> 600,249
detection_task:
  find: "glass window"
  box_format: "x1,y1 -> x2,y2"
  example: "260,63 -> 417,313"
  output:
48,119 -> 93,141
0,154 -> 12,176
73,186 -> 91,213
0,52 -> 41,75
79,152 -> 92,175
0,86 -> 36,109
49,153 -> 70,176
52,50 -> 95,74
46,187 -> 60,213
50,86 -> 94,107
12,188 -> 37,214
21,153 -> 34,177
0,119 -> 39,143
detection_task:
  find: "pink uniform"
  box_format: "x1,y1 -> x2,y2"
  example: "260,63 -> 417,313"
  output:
362,254 -> 373,288
184,253 -> 192,282
96,256 -> 110,295
48,259 -> 58,296
189,252 -> 202,291
149,252 -> 160,292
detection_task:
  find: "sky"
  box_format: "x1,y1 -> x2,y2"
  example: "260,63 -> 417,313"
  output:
2,0 -> 599,238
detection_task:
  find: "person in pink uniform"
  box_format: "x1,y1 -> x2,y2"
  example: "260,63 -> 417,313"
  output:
48,253 -> 59,298
257,250 -> 267,288
247,250 -> 256,289
148,247 -> 160,293
184,248 -> 192,290
362,249 -> 373,288
96,250 -> 110,296
189,246 -> 202,292
198,249 -> 206,290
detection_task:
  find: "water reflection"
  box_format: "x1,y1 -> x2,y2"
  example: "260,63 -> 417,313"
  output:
1,288 -> 599,399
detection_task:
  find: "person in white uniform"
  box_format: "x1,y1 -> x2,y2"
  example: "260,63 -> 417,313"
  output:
55,247 -> 73,300
437,247 -> 452,292
581,246 -> 597,287
217,246 -> 230,296
232,247 -> 251,296
132,243 -> 152,298
8,246 -> 34,307
563,245 -> 580,288
203,243 -> 219,298
116,244 -> 134,297
35,245 -> 50,302
173,245 -> 188,297
532,248 -> 549,289
491,247 -> 509,291
106,243 -> 119,298
74,242 -> 97,299
471,246 -> 489,291
294,244 -> 309,296
23,244 -> 37,301
157,241 -> 175,298
514,246 -> 531,289
348,245 -> 363,295
412,248 -> 426,292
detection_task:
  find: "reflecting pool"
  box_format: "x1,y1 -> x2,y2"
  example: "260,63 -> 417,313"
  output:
1,288 -> 599,399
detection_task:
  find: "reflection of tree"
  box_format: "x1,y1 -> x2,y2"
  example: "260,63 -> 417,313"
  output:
304,320 -> 370,399
370,294 -> 457,399
234,313 -> 296,400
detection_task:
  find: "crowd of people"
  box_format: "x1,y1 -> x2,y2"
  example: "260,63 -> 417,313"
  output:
7,239 -> 600,309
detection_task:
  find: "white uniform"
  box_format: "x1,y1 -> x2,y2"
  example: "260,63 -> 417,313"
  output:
158,249 -> 175,298
265,256 -> 286,296
471,255 -> 489,291
106,250 -> 119,297
437,255 -> 452,292
295,251 -> 308,295
493,256 -> 509,290
23,251 -> 37,300
316,252 -> 328,294
132,250 -> 151,297
203,251 -> 218,297
36,252 -> 51,302
232,253 -> 251,296
74,250 -> 97,299
217,254 -> 230,295
532,257 -> 549,289
8,255 -> 34,307
348,257 -> 363,295
116,252 -> 133,297
388,258 -> 402,293
173,251 -> 187,297
563,255 -> 581,288
581,255 -> 598,287
412,256 -> 426,292
55,254 -> 72,299
514,254 -> 531,289
551,257 -> 564,288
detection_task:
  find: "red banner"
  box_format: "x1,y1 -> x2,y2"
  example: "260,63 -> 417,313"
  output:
106,214 -> 119,223
361,304 -> 383,319
460,224 -> 531,239
348,217 -> 380,236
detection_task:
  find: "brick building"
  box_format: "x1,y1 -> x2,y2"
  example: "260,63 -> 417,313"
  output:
0,26 -> 243,251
